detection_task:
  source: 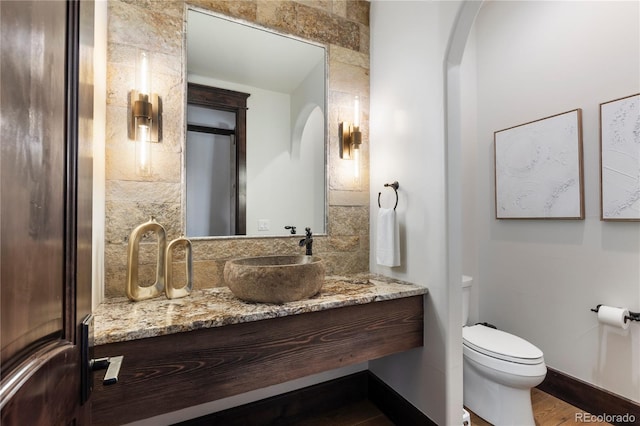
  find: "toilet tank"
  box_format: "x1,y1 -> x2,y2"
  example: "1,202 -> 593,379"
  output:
462,275 -> 473,326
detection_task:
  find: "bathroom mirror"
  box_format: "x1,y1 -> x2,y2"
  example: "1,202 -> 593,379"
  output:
185,9 -> 327,238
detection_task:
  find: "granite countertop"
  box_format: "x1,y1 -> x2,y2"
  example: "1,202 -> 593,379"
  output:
93,273 -> 427,346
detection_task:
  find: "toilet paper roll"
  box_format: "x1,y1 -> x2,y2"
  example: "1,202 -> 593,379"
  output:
597,306 -> 630,330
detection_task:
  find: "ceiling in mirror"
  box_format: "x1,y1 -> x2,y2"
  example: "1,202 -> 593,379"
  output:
188,10 -> 325,94
185,9 -> 327,239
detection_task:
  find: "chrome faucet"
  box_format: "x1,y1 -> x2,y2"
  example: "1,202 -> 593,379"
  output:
298,227 -> 313,256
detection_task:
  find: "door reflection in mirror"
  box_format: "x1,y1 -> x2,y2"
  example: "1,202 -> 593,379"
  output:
186,84 -> 249,236
186,106 -> 237,236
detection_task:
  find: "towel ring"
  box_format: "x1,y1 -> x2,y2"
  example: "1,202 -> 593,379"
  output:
378,181 -> 399,210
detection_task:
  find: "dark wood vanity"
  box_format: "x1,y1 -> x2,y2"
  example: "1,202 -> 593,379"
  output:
91,276 -> 425,425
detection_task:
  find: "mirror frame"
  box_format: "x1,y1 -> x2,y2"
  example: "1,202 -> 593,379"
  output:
182,6 -> 330,240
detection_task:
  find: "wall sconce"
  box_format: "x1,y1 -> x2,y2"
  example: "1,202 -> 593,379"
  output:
339,96 -> 362,178
128,50 -> 162,176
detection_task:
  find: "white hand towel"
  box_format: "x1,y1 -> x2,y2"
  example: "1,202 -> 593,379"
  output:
376,207 -> 400,267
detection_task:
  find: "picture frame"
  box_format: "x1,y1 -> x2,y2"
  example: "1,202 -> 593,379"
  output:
599,93 -> 640,221
494,109 -> 584,220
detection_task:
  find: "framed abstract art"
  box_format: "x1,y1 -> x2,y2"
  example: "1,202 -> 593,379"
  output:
494,109 -> 584,219
600,93 -> 640,221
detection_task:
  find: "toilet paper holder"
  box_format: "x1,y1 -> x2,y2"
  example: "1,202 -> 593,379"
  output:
590,304 -> 640,324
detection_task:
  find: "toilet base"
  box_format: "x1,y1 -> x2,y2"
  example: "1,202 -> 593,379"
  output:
463,356 -> 540,426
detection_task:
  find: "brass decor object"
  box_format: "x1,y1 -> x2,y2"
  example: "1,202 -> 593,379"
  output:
126,217 -> 167,301
165,236 -> 193,299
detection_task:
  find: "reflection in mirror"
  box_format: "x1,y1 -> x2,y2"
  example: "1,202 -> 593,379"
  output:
186,104 -> 238,236
186,8 -> 327,238
187,84 -> 249,236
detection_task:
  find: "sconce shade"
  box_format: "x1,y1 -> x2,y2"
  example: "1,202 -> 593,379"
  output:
136,50 -> 151,96
353,144 -> 360,178
128,53 -> 162,176
354,96 -> 360,127
134,113 -> 152,176
127,49 -> 162,176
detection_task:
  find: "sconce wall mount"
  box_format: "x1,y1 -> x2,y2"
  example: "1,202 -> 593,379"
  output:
339,95 -> 362,161
339,122 -> 361,160
128,90 -> 162,143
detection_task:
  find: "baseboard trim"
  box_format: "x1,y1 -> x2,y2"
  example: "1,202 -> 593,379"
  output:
537,367 -> 640,425
175,370 -> 437,425
367,372 -> 437,426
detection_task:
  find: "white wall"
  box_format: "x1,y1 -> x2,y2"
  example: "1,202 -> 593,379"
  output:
246,87 -> 323,235
369,1 -> 466,425
92,0 -> 107,309
460,21 -> 479,324
298,106 -> 326,233
291,60 -> 326,233
244,86 -> 292,234
291,59 -> 325,152
462,0 -> 640,402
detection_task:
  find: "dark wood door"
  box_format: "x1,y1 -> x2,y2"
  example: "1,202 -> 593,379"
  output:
0,0 -> 94,424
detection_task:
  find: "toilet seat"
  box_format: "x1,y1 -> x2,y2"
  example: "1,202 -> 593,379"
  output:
463,343 -> 547,378
463,325 -> 543,365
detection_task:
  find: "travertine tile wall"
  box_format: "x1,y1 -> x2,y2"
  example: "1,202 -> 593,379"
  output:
105,0 -> 370,298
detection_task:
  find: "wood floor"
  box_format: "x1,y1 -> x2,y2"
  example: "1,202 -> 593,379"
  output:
294,399 -> 394,426
468,388 -> 612,426
298,388 -> 612,425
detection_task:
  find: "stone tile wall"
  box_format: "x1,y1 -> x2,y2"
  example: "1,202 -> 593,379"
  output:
105,0 -> 370,298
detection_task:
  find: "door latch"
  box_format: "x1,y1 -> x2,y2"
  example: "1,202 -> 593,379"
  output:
91,355 -> 124,385
81,315 -> 124,404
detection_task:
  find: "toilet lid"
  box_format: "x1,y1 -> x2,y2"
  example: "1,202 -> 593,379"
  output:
463,325 -> 543,365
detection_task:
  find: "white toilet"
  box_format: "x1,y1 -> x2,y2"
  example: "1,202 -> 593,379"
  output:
462,275 -> 546,426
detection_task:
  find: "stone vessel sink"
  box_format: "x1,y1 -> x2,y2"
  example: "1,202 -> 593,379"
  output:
223,255 -> 325,303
